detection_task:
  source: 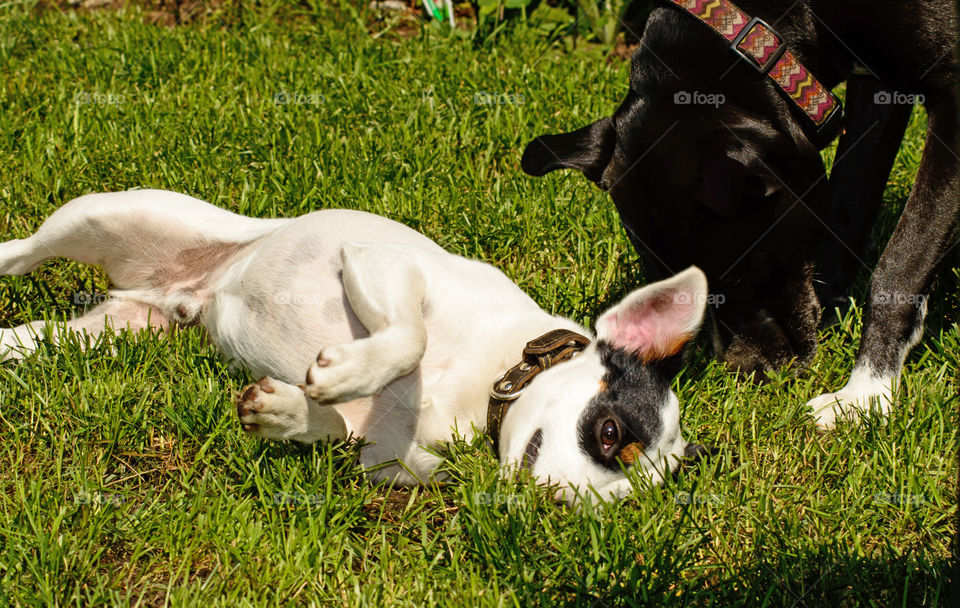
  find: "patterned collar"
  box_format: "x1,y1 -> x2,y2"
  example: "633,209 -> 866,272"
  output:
669,0 -> 844,148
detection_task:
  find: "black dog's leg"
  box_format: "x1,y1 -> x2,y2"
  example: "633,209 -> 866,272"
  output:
817,76 -> 912,325
809,96 -> 960,427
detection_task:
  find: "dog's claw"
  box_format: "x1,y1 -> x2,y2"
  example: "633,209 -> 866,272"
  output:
235,377 -> 279,420
256,377 -> 275,393
233,376 -> 342,443
305,348 -> 343,402
236,380 -> 267,422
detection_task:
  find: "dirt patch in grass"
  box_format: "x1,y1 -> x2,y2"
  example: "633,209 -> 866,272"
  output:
39,0 -> 249,27
37,0 -> 480,40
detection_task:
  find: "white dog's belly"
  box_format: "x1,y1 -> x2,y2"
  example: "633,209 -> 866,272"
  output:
195,207 -> 567,480
201,209 -> 442,382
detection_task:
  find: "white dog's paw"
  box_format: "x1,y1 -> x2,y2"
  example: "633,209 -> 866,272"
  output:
304,344 -> 377,404
807,369 -> 894,430
235,377 -> 313,442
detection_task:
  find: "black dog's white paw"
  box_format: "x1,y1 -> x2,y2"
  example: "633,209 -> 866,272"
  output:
807,370 -> 894,429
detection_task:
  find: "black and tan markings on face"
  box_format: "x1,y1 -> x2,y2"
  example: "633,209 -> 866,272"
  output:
577,341 -> 674,471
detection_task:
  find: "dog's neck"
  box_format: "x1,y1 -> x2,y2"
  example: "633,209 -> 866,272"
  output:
486,328 -> 592,455
495,312 -> 587,361
718,0 -> 854,86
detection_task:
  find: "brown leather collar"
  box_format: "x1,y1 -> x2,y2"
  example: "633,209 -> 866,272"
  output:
487,329 -> 592,456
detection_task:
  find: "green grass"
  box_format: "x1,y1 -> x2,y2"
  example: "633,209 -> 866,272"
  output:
0,2 -> 956,606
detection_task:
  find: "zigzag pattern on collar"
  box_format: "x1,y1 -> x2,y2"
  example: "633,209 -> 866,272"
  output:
670,0 -> 842,141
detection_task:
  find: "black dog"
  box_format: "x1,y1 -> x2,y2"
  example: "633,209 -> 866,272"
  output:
522,0 -> 958,427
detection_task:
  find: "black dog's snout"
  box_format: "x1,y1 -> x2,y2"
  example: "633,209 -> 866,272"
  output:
683,442 -> 710,461
684,443 -> 733,462
673,444 -> 736,480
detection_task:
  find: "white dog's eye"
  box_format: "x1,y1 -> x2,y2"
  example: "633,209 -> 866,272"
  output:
600,419 -> 619,451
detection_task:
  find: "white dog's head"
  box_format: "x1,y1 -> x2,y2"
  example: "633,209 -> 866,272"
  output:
497,267 -> 710,503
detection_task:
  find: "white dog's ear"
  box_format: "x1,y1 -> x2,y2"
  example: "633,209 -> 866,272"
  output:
596,267 -> 708,363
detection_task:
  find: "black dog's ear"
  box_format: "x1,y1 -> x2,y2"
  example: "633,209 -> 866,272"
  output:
521,118 -> 615,185
695,123 -> 784,217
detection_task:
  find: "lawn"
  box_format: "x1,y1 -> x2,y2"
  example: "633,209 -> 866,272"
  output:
0,2 -> 956,606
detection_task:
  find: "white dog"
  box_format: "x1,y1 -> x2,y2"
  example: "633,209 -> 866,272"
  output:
0,190 -> 710,502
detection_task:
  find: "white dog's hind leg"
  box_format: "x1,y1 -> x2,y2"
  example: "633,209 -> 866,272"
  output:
0,298 -> 168,361
0,189 -> 284,288
1,190 -> 285,359
304,243 -> 429,404
235,377 -> 348,443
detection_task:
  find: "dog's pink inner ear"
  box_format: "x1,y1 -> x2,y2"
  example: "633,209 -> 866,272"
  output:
603,293 -> 694,361
597,268 -> 707,363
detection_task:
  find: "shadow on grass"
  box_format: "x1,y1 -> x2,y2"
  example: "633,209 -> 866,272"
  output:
513,538 -> 952,607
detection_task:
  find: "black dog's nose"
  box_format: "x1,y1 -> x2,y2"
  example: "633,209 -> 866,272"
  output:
677,443 -> 737,474
683,443 -> 711,461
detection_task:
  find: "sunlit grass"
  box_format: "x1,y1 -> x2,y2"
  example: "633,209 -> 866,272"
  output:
0,2 -> 955,605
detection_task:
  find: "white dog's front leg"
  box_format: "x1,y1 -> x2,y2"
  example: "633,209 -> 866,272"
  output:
304,243 -> 428,404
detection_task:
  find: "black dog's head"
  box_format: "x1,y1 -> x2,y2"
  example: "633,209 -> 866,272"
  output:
523,7 -> 832,375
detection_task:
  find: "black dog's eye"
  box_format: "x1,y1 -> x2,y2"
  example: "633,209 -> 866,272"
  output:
600,419 -> 619,451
